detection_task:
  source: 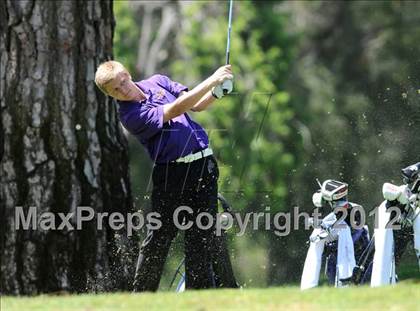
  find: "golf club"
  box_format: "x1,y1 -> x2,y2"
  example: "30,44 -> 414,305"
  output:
222,0 -> 234,95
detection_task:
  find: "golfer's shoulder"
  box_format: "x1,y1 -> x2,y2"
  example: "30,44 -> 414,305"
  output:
118,101 -> 162,135
119,101 -> 157,118
145,73 -> 170,85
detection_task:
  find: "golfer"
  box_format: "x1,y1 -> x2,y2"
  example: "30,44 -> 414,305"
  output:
94,61 -> 233,291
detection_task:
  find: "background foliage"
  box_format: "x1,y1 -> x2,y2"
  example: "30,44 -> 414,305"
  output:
114,0 -> 420,288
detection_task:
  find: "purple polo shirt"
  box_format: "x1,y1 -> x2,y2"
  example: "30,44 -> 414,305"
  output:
117,74 -> 209,163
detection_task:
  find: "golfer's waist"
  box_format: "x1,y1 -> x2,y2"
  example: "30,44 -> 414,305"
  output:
172,147 -> 213,164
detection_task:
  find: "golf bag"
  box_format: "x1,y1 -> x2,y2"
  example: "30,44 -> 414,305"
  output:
325,225 -> 374,286
170,193 -> 239,292
301,209 -> 373,289
301,179 -> 373,289
371,163 -> 420,287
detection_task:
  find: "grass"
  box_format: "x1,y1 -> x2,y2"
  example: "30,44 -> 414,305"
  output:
2,280 -> 419,311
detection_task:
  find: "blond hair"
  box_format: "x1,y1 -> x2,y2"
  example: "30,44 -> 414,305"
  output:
94,60 -> 129,94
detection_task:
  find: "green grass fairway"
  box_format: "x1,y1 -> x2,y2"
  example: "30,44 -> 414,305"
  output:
2,281 -> 419,311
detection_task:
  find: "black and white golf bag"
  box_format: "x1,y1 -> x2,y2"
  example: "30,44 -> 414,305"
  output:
371,163 -> 420,287
301,180 -> 372,290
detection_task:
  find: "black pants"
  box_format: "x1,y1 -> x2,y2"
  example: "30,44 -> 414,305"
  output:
133,155 -> 219,291
211,231 -> 239,288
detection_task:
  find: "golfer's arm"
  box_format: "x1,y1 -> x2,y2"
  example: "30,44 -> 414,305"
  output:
190,91 -> 216,112
163,78 -> 215,122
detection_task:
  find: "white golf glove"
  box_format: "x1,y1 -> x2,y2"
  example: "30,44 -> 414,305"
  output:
222,79 -> 233,95
211,84 -> 224,99
212,79 -> 233,99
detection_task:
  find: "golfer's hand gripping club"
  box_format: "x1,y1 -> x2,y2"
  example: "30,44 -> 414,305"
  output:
211,65 -> 233,99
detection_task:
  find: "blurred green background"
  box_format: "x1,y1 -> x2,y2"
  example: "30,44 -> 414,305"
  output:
113,0 -> 420,289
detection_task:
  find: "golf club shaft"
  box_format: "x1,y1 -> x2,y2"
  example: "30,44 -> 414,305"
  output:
225,0 -> 233,65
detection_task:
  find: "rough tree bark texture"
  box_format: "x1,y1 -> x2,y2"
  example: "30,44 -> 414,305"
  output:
1,0 -> 137,295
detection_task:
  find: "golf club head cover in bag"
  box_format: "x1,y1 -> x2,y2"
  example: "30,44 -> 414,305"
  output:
311,180 -> 348,208
312,191 -> 323,208
321,180 -> 348,202
382,183 -> 410,205
402,162 -> 420,193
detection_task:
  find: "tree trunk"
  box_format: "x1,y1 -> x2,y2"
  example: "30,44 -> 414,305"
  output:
1,0 -> 137,295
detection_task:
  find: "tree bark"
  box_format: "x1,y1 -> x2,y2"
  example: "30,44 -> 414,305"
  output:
1,0 -> 137,295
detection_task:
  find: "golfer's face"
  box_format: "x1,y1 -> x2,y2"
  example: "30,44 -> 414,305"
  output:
105,71 -> 137,101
